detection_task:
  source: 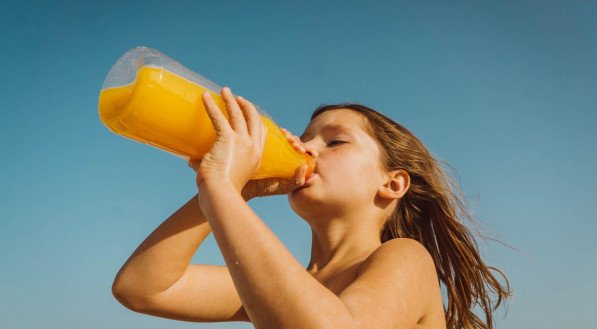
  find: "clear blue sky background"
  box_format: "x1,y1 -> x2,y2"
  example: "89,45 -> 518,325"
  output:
1,1 -> 595,328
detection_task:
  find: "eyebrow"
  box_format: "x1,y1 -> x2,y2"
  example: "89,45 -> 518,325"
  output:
300,124 -> 355,141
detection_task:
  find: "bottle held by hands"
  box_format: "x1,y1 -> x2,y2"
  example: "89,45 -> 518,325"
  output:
98,46 -> 314,179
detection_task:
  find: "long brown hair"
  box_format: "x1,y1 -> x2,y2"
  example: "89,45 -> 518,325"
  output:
311,104 -> 511,329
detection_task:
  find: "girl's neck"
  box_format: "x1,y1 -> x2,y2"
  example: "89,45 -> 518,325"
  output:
306,222 -> 381,275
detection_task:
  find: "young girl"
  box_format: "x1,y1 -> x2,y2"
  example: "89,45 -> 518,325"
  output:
112,87 -> 510,329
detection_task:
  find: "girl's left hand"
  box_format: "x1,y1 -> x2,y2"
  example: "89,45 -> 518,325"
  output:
190,87 -> 266,193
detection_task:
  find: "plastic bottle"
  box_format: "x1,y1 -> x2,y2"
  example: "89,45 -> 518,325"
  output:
98,46 -> 314,179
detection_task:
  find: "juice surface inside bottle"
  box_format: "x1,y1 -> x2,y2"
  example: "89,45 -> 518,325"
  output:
99,66 -> 313,179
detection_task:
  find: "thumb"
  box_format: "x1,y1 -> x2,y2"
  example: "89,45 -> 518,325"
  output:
292,164 -> 309,186
188,159 -> 202,172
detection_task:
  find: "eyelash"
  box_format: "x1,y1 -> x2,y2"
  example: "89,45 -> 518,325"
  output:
327,140 -> 346,147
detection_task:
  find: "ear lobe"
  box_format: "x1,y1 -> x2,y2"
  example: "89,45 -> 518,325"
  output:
378,169 -> 410,200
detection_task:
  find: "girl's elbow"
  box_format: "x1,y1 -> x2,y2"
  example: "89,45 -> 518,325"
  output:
112,278 -> 134,307
112,281 -> 153,312
111,274 -> 151,312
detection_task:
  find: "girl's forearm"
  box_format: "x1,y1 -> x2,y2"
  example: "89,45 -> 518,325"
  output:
199,182 -> 355,329
112,194 -> 211,298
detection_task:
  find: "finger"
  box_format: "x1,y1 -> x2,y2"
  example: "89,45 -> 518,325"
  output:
259,119 -> 266,152
221,87 -> 248,135
292,164 -> 308,184
188,159 -> 201,172
284,130 -> 301,144
287,135 -> 306,153
202,92 -> 232,134
238,96 -> 264,147
290,134 -> 303,145
291,140 -> 306,153
281,128 -> 297,140
280,129 -> 306,152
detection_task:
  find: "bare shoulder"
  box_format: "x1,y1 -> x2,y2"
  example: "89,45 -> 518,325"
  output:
355,238 -> 439,299
338,238 -> 443,329
359,238 -> 436,278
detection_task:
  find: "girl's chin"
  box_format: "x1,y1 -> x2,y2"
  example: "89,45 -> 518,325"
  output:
288,186 -> 316,203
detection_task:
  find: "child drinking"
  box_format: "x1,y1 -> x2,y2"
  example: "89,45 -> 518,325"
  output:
112,87 -> 510,329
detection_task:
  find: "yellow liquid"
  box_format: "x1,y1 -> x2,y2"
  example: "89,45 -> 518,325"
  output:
99,66 -> 313,179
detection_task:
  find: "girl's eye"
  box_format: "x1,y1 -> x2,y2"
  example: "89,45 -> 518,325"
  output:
327,140 -> 346,147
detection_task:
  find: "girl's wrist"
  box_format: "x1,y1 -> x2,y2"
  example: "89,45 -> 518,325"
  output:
198,178 -> 243,199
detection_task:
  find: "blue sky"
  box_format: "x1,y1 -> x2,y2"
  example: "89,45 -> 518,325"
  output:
1,1 -> 595,328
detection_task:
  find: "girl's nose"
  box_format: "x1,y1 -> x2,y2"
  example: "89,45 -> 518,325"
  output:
304,145 -> 318,157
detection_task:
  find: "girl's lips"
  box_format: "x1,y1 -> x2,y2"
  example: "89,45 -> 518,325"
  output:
305,172 -> 317,184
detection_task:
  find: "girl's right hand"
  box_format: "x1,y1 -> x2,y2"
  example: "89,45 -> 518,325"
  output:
188,128 -> 311,201
240,127 -> 311,200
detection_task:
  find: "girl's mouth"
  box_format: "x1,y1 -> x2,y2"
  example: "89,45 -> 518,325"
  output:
305,173 -> 317,184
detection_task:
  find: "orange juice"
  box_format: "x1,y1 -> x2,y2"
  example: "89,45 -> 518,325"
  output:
99,65 -> 314,179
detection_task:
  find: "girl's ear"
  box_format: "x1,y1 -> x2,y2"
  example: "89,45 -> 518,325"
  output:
378,169 -> 410,200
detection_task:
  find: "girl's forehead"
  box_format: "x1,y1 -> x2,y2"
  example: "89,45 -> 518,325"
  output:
303,109 -> 369,135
